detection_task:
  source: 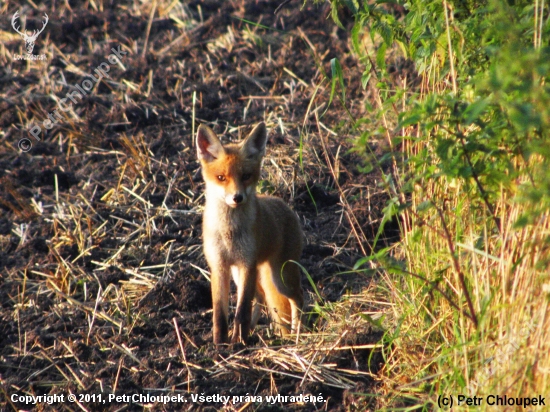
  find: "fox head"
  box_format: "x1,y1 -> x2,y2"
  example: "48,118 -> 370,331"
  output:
197,122 -> 267,208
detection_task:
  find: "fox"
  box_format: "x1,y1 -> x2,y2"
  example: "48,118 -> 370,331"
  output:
196,122 -> 304,345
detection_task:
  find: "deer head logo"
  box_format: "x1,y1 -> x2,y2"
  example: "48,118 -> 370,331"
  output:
11,11 -> 49,55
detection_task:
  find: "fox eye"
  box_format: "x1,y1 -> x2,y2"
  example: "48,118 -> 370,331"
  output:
217,175 -> 226,182
242,173 -> 252,181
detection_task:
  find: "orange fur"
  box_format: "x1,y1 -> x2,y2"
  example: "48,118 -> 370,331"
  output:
197,122 -> 304,345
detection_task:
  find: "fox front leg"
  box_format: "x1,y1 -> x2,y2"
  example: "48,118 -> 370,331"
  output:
232,266 -> 258,344
211,267 -> 230,345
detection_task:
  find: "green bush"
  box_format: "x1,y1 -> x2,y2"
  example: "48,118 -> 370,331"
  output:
313,0 -> 550,408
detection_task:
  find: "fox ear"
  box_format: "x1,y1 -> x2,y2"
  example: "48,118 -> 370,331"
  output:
197,124 -> 224,162
242,122 -> 267,157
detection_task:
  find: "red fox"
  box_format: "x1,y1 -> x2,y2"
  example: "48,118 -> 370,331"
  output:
196,122 -> 304,345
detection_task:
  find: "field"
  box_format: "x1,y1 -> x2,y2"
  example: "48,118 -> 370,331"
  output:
0,1 -> 394,410
2,0 -> 549,411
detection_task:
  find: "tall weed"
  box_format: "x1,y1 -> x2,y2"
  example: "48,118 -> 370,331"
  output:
313,0 -> 550,408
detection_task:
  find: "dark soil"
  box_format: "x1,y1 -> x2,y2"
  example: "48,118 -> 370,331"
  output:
0,1 -> 400,410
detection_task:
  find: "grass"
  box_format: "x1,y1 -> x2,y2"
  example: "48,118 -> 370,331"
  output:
320,0 -> 550,409
380,172 -> 550,409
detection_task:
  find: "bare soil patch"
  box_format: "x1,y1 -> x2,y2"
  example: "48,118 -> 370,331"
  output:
1,1 -> 398,410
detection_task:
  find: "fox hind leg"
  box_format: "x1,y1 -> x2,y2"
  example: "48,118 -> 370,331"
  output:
285,262 -> 304,334
259,261 -> 303,335
251,284 -> 266,331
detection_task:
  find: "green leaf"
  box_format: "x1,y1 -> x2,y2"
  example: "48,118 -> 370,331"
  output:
330,57 -> 346,103
357,313 -> 385,329
417,200 -> 433,212
400,113 -> 422,127
330,3 -> 344,28
351,22 -> 363,57
436,138 -> 456,161
342,0 -> 359,15
361,71 -> 372,89
376,43 -> 388,72
358,163 -> 374,173
463,98 -> 489,125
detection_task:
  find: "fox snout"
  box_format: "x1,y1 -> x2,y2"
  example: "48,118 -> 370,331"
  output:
226,192 -> 245,207
225,184 -> 256,207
